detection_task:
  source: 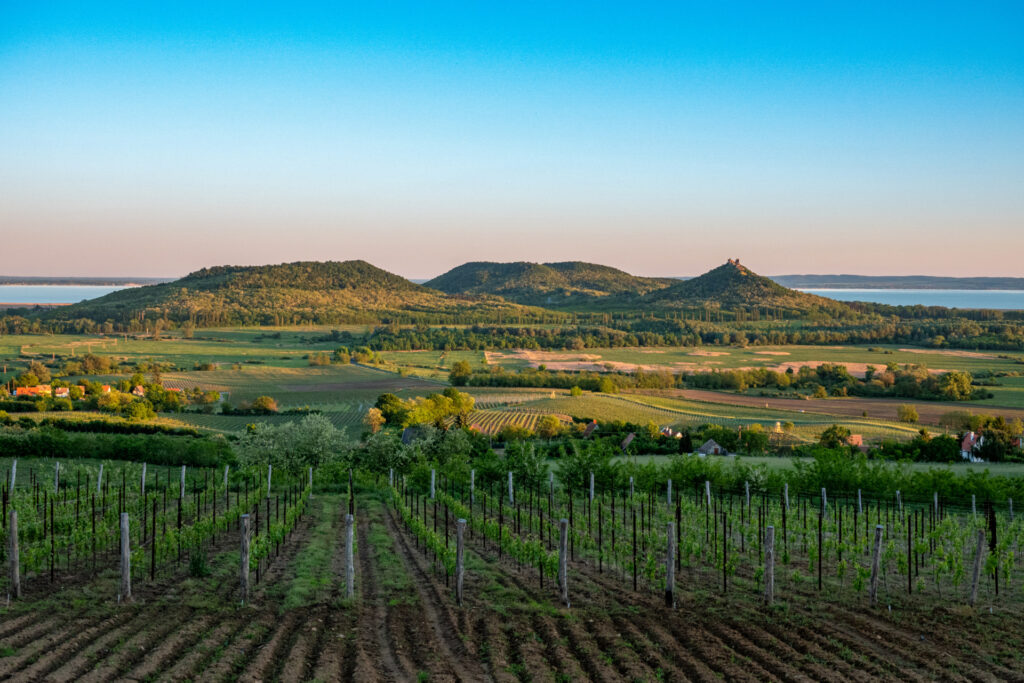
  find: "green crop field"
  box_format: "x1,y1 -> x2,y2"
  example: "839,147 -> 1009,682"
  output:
506,392 -> 922,443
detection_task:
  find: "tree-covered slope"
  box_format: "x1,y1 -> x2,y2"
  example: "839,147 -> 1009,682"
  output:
425,261 -> 677,306
644,260 -> 852,314
45,260 -> 533,327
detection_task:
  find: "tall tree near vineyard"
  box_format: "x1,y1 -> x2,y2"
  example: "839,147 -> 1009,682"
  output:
449,360 -> 472,386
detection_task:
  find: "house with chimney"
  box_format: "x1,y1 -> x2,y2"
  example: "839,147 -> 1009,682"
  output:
960,431 -> 985,462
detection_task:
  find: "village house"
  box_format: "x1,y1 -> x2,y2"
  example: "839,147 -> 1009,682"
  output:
697,439 -> 726,456
960,431 -> 985,462
582,420 -> 599,438
132,385 -> 146,397
14,385 -> 51,397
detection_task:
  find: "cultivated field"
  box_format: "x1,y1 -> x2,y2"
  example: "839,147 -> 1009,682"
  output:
481,343 -> 1024,377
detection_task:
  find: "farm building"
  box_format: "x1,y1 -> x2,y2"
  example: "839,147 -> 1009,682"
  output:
582,421 -> 599,438
960,432 -> 985,462
14,385 -> 51,397
660,427 -> 682,438
132,385 -> 146,397
620,432 -> 635,452
697,439 -> 726,456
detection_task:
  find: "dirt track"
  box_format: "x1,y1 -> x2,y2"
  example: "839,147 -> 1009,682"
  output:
1,490 -> 1022,681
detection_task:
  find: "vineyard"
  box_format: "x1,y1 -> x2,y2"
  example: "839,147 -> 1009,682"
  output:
0,457 -> 1022,681
462,409 -> 574,436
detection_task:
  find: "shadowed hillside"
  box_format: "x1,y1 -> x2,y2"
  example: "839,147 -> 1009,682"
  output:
644,260 -> 852,314
44,261 -> 535,327
425,261 -> 676,306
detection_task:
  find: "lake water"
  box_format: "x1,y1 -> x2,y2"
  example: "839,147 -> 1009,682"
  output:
800,289 -> 1024,310
0,285 -> 128,305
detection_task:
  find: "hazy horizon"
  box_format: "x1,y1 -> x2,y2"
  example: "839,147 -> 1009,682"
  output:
3,3 -> 1022,279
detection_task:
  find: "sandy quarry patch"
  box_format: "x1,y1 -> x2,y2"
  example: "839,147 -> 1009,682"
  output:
898,348 -> 999,360
754,351 -> 791,356
689,350 -> 730,357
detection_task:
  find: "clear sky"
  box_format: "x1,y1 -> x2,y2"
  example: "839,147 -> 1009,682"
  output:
2,2 -> 1022,279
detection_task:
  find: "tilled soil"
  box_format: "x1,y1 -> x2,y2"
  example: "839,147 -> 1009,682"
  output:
1,491 -> 1022,682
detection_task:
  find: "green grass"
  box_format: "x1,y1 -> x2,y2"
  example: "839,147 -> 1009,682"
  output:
364,493 -> 417,605
276,495 -> 342,609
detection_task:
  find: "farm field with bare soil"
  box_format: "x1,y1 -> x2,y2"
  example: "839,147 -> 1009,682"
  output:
3,480 -> 1022,682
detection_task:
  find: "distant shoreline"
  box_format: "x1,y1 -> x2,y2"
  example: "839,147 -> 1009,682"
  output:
0,277 -> 169,286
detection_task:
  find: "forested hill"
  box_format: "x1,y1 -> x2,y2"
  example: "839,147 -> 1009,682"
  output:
41,260 -> 537,328
643,260 -> 853,315
425,260 -> 677,306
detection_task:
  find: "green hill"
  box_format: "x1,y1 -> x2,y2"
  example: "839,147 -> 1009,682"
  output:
45,260 -> 532,327
644,260 -> 851,314
425,261 -> 676,306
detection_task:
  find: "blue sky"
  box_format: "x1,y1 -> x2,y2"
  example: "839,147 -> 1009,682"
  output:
2,2 -> 1022,278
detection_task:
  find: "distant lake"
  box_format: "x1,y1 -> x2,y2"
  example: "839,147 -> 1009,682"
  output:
800,289 -> 1024,310
0,285 -> 128,305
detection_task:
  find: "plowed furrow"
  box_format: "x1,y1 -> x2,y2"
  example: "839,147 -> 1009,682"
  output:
77,608 -> 194,682
355,510 -> 407,682
156,617 -> 246,681
277,612 -> 322,683
724,613 -> 870,682
659,613 -> 763,682
551,613 -> 620,683
606,612 -> 694,682
198,612 -> 276,682
528,614 -> 585,683
385,503 -> 483,681
121,613 -> 215,682
236,610 -> 302,682
0,617 -> 88,679
701,619 -> 810,682
43,609 -> 159,682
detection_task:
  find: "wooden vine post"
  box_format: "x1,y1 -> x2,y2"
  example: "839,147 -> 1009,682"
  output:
119,513 -> 131,602
665,522 -> 676,608
764,525 -> 775,605
240,514 -> 250,604
869,524 -> 883,607
558,518 -> 570,607
345,513 -> 355,598
9,510 -> 20,599
969,528 -> 985,607
456,518 -> 466,606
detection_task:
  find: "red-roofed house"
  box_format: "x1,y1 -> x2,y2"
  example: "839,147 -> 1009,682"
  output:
53,387 -> 70,399
132,385 -> 146,397
15,385 -> 51,397
961,431 -> 985,462
101,385 -> 112,393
